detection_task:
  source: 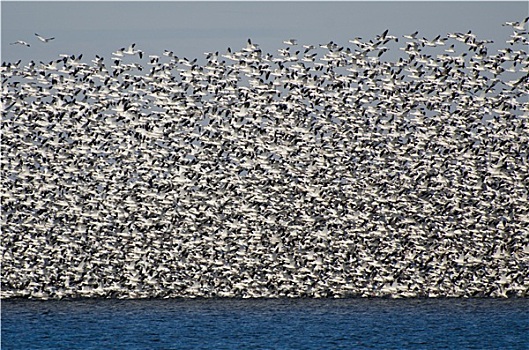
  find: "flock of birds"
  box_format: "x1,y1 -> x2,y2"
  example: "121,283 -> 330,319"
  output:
2,19 -> 529,299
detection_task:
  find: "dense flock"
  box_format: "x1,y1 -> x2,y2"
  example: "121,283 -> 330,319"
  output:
1,20 -> 529,299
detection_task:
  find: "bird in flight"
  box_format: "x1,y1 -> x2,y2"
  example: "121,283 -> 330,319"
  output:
35,33 -> 55,43
10,40 -> 31,47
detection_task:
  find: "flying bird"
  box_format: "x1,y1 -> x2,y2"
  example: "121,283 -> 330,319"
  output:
503,17 -> 529,30
35,33 -> 55,43
10,40 -> 30,47
123,43 -> 143,59
283,39 -> 298,46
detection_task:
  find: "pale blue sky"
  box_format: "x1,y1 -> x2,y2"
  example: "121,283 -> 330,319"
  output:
2,1 -> 527,63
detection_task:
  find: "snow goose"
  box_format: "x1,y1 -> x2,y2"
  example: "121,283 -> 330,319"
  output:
35,33 -> 55,43
10,40 -> 30,47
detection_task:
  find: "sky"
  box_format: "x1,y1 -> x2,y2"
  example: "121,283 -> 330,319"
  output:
1,1 -> 528,64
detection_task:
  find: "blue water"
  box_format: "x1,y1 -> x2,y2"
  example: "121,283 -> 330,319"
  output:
2,298 -> 528,349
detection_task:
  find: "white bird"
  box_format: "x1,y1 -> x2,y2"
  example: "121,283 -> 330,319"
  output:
35,33 -> 55,43
444,44 -> 455,53
283,39 -> 297,46
123,43 -> 143,59
403,31 -> 419,40
10,40 -> 30,47
503,17 -> 529,30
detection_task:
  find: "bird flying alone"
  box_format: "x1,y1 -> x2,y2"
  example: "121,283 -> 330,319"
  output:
35,33 -> 55,43
283,39 -> 298,46
10,40 -> 30,47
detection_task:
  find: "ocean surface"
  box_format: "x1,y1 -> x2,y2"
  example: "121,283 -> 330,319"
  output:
2,298 -> 528,349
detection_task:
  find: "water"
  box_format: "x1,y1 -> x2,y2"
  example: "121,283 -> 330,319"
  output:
2,298 -> 528,349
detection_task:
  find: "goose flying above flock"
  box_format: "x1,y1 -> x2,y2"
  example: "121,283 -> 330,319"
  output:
34,33 -> 55,43
9,40 -> 31,47
1,20 -> 528,300
113,43 -> 144,59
